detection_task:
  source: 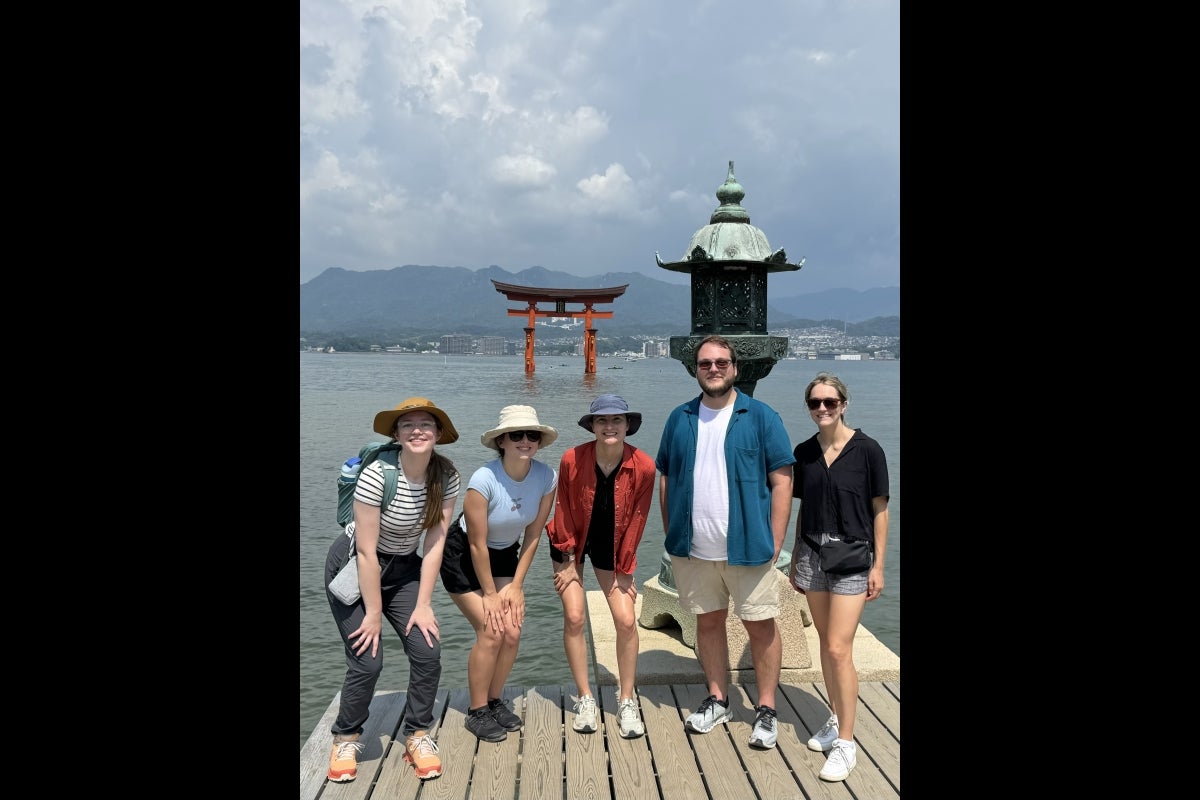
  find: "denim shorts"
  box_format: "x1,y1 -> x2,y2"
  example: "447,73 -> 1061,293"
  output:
790,535 -> 870,595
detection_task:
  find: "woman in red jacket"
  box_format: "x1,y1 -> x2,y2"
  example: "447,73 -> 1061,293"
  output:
545,394 -> 656,739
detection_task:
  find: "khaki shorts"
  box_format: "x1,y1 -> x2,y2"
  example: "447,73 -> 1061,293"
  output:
669,556 -> 780,621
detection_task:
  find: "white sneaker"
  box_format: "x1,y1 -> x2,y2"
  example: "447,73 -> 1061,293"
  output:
807,714 -> 839,752
685,695 -> 732,733
819,738 -> 857,781
748,705 -> 778,749
617,697 -> 645,738
572,694 -> 598,732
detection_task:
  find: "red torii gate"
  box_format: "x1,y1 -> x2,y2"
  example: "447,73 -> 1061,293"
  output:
492,280 -> 628,374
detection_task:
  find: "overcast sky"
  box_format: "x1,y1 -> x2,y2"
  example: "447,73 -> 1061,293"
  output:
300,0 -> 899,297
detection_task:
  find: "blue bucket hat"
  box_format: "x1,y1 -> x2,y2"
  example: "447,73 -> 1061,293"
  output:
578,394 -> 642,436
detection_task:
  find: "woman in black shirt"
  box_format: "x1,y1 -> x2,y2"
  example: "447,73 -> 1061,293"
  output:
789,372 -> 889,783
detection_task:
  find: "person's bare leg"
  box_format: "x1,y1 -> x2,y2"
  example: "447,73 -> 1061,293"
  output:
451,591 -> 500,709
557,570 -> 592,697
824,594 -> 867,740
599,568 -> 639,700
694,609 -> 730,701
743,617 -> 781,709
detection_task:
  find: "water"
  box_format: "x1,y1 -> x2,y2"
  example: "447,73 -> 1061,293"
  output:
300,352 -> 899,748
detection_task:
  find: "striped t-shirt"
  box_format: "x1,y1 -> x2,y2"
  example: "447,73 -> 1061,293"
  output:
353,460 -> 461,555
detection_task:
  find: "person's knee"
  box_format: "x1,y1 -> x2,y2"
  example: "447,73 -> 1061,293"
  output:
612,613 -> 638,637
477,627 -> 504,651
354,656 -> 384,680
408,638 -> 441,666
824,639 -> 854,663
564,605 -> 587,630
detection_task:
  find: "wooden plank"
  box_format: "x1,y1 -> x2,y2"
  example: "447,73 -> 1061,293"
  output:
300,690 -> 343,800
468,685 -> 523,798
564,684 -> 609,799
370,688 -> 448,797
775,683 -> 860,799
727,685 -> 807,800
603,690 -> 656,798
319,690 -> 406,800
857,681 -> 900,738
811,683 -> 900,797
678,683 -> 757,800
300,681 -> 899,800
636,684 -> 707,800
519,685 -> 565,800
420,687 -> 474,800
885,680 -> 900,700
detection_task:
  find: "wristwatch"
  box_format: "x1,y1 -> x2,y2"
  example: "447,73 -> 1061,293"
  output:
565,550 -> 575,562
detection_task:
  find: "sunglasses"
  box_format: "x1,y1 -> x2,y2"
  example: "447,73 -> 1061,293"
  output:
505,430 -> 543,443
696,358 -> 733,370
807,397 -> 843,410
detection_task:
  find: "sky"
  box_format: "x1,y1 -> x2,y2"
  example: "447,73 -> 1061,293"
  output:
300,0 -> 899,297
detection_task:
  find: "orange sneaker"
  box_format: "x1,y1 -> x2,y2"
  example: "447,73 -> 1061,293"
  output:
403,730 -> 442,780
327,732 -> 364,782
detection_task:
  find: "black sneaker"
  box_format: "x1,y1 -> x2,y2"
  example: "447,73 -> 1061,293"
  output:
488,697 -> 523,731
465,707 -> 507,742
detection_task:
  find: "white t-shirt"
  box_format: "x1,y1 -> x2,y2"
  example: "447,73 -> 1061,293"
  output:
690,403 -> 732,560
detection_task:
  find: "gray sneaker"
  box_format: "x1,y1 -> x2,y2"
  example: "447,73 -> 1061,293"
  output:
748,705 -> 778,749
617,697 -> 645,739
807,714 -> 839,752
819,739 -> 857,781
572,694 -> 598,733
685,695 -> 732,733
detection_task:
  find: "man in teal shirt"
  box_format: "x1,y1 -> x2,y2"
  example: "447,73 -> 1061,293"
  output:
655,335 -> 795,750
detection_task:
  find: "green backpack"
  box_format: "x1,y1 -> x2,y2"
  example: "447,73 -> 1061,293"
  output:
336,442 -> 402,527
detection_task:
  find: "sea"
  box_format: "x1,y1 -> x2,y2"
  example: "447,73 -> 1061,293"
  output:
299,351 -> 900,749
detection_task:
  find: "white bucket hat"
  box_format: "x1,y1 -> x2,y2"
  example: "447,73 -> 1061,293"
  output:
480,405 -> 559,451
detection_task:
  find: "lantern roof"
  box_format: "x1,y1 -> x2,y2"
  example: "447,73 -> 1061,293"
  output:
655,161 -> 804,275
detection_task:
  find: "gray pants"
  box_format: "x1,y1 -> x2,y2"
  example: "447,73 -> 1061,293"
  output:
325,534 -> 442,738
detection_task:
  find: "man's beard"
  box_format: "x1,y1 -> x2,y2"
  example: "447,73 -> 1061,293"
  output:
699,373 -> 735,398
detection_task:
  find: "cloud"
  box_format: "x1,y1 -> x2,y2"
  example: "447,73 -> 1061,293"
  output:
490,154 -> 557,187
300,0 -> 899,295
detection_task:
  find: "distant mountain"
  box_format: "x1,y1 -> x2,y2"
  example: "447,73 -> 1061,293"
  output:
770,286 -> 899,324
300,265 -> 898,339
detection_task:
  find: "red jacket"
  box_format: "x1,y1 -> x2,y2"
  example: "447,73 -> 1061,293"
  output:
546,441 -> 657,575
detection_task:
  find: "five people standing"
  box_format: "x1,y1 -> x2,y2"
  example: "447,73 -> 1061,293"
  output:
320,364 -> 892,785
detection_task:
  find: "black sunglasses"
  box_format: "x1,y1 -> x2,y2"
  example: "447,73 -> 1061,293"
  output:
806,397 -> 842,410
696,358 -> 733,370
506,430 -> 543,442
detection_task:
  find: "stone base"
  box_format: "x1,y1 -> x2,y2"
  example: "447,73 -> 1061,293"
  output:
637,571 -> 813,669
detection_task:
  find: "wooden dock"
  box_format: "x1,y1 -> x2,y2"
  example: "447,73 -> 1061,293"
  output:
300,679 -> 900,799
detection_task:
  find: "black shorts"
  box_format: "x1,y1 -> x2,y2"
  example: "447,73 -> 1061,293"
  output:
439,518 -> 521,594
548,539 -> 617,572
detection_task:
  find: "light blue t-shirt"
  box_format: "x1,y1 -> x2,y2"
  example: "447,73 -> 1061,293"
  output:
466,459 -> 558,549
